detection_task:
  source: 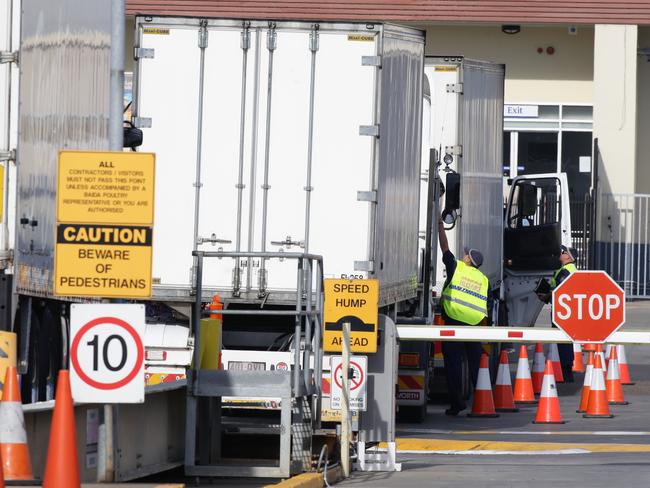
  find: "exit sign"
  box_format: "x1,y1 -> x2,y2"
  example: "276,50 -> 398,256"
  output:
504,104 -> 539,118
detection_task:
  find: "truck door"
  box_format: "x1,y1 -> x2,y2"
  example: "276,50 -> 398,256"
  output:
503,173 -> 572,325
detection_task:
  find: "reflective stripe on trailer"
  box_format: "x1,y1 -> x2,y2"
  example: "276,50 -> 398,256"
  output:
399,374 -> 425,390
396,326 -> 650,344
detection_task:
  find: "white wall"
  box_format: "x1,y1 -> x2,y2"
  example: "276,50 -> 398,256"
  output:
593,25 -> 638,196
423,25 -> 594,104
636,27 -> 650,194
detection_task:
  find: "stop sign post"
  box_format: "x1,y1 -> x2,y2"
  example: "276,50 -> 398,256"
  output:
552,270 -> 625,343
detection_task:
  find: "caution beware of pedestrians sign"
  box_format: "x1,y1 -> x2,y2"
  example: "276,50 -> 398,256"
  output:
54,151 -> 155,298
324,279 -> 378,353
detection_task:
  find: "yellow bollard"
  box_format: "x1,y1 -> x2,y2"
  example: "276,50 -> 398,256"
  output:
0,331 -> 17,400
197,294 -> 223,370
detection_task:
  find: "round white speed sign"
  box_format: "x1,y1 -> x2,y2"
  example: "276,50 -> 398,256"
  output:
70,304 -> 145,403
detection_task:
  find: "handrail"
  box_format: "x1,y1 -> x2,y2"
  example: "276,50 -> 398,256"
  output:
190,250 -> 325,404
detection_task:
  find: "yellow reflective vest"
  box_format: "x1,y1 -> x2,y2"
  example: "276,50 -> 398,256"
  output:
551,262 -> 577,289
441,261 -> 489,325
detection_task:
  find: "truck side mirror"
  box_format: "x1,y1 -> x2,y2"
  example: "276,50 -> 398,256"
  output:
442,172 -> 460,225
520,183 -> 537,217
123,121 -> 143,149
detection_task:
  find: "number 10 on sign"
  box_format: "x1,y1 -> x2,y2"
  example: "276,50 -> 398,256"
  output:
70,304 -> 145,403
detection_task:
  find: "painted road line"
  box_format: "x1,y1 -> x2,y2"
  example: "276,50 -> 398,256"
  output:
390,449 -> 591,456
398,428 -> 650,436
378,438 -> 650,454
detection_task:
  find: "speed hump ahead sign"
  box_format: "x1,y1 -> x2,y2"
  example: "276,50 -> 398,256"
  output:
324,279 -> 378,353
70,304 -> 145,403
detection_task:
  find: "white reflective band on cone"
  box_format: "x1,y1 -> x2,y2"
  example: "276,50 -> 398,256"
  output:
476,365 -> 492,390
516,358 -> 531,379
0,402 -> 28,444
540,371 -> 558,399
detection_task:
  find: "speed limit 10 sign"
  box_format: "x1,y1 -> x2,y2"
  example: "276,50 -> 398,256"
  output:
70,304 -> 145,403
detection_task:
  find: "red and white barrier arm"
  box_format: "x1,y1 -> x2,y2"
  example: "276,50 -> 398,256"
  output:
395,325 -> 650,345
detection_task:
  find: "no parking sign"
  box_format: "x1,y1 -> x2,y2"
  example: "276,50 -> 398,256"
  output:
70,304 -> 145,403
330,355 -> 367,411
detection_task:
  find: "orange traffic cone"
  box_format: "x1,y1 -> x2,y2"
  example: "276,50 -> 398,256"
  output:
583,343 -> 596,352
533,360 -> 565,424
494,350 -> 518,412
468,353 -> 499,418
0,367 -> 33,480
43,370 -> 80,488
0,448 -> 4,488
513,345 -> 536,404
532,343 -> 545,395
548,343 -> 564,382
583,354 -> 613,418
572,343 -> 585,373
577,350 -> 594,413
606,347 -> 628,405
605,344 -> 613,369
618,345 -> 634,385
595,344 -> 607,374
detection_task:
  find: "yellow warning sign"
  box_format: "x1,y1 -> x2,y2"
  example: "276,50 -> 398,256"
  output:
57,151 -> 155,225
435,66 -> 458,72
54,151 -> 155,298
0,331 -> 16,400
348,34 -> 375,42
143,27 -> 170,35
324,279 -> 378,353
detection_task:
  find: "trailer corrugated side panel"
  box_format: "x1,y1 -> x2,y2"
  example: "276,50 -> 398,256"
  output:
14,0 -> 111,296
458,59 -> 505,287
373,25 -> 424,305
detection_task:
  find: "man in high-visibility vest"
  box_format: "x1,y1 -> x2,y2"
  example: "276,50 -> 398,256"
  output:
537,244 -> 577,381
438,218 -> 489,416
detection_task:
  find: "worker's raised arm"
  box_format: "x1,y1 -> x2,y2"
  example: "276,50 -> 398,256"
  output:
438,218 -> 449,253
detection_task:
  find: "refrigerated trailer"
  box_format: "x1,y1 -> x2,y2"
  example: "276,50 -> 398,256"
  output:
398,56 -> 573,417
131,16 -> 425,477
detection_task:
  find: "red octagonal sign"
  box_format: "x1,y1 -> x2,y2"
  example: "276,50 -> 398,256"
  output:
552,271 -> 625,343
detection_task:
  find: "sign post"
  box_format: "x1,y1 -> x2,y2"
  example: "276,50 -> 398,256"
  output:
324,279 -> 378,353
552,271 -> 625,343
341,322 -> 351,479
54,151 -> 155,298
70,304 -> 145,403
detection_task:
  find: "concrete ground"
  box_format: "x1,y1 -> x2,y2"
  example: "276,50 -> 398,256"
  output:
336,301 -> 650,487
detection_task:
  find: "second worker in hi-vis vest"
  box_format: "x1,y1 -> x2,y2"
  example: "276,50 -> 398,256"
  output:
537,244 -> 578,382
438,217 -> 489,416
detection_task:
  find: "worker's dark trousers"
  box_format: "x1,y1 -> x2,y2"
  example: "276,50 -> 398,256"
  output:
442,341 -> 483,410
557,343 -> 574,370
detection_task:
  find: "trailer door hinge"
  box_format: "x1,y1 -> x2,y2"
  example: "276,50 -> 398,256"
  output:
357,190 -> 377,203
354,260 -> 374,273
0,51 -> 18,64
198,20 -> 209,49
362,55 -> 381,67
134,47 -> 155,59
359,125 -> 379,137
132,117 -> 152,128
446,82 -> 463,94
0,150 -> 16,162
445,145 -> 462,157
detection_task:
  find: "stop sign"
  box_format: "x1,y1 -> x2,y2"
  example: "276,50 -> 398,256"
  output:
552,271 -> 625,343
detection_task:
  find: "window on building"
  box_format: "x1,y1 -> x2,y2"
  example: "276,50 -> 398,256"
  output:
517,132 -> 558,175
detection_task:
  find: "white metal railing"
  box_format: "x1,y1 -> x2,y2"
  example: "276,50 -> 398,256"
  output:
598,192 -> 650,299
